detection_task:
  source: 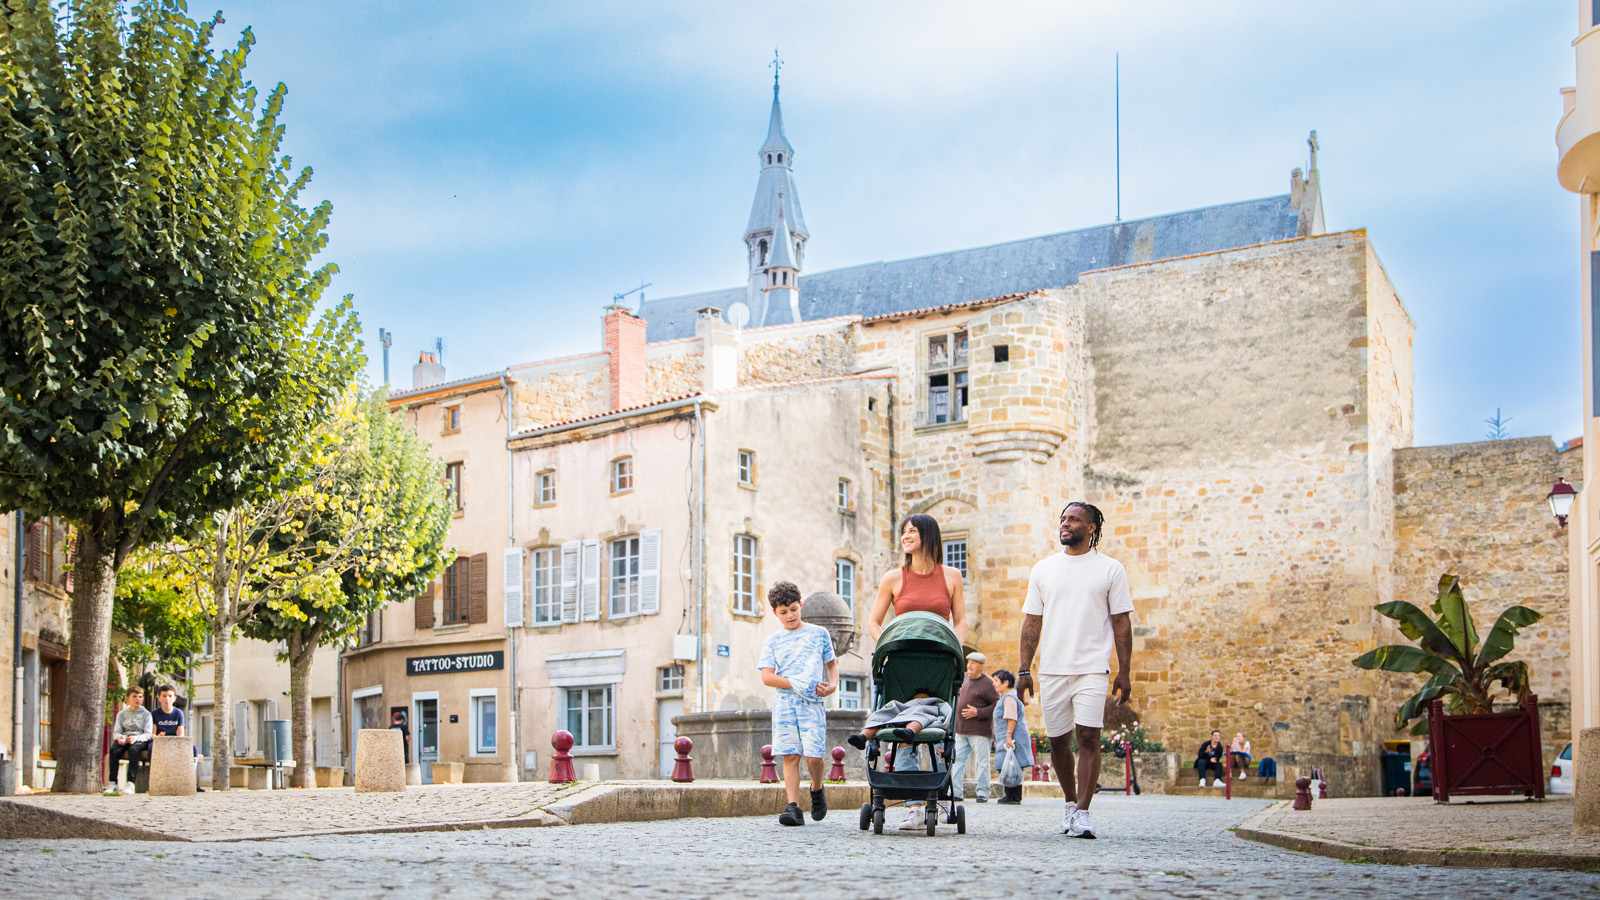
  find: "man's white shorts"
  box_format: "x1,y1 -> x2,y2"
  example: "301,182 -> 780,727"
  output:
1039,673 -> 1109,735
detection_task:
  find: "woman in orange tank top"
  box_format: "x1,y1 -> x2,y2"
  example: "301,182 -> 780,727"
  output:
868,514 -> 968,644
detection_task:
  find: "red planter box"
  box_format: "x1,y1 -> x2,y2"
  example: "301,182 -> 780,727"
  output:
1427,695 -> 1545,803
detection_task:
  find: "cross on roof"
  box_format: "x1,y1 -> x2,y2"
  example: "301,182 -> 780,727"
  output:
770,49 -> 783,98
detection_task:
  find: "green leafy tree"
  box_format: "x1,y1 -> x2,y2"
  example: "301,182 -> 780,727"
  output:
1353,573 -> 1541,735
0,1 -> 360,791
242,391 -> 451,788
111,551 -> 207,686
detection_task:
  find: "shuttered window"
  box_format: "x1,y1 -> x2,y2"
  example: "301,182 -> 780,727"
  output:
415,581 -> 436,631
532,548 -> 560,624
580,540 -> 601,622
609,536 -> 641,617
468,553 -> 489,624
25,519 -> 44,582
502,548 -> 525,628
443,557 -> 474,625
560,541 -> 581,624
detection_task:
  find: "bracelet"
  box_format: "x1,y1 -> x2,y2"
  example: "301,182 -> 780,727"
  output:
1018,670 -> 1031,676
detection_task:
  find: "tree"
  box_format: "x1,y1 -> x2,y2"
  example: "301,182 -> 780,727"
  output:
0,1 -> 360,791
242,392 -> 451,788
111,551 -> 208,689
1353,573 -> 1542,734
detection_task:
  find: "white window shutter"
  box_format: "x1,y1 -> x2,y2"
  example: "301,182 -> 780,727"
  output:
580,540 -> 601,622
560,541 -> 580,624
640,529 -> 662,615
233,701 -> 249,756
503,547 -> 525,627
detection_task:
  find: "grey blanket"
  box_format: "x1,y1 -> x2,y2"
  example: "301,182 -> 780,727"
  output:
864,697 -> 951,730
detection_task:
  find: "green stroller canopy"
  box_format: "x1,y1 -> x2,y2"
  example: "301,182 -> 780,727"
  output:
871,611 -> 965,706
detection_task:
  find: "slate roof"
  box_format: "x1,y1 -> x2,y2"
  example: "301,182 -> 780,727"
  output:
641,194 -> 1306,342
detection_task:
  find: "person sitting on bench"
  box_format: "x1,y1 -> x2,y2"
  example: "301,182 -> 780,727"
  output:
108,687 -> 153,793
150,683 -> 197,758
1195,730 -> 1226,787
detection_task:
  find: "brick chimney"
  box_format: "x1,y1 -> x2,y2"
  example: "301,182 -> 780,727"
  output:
603,305 -> 647,411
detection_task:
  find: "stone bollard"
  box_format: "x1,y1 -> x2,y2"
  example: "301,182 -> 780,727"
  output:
1395,787 -> 1407,797
1030,764 -> 1040,782
148,736 -> 196,796
828,747 -> 847,782
1292,776 -> 1313,810
759,745 -> 779,783
549,731 -> 577,783
1577,727 -> 1600,835
1318,778 -> 1329,800
354,728 -> 407,793
671,737 -> 694,783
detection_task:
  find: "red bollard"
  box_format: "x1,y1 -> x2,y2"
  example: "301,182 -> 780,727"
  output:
671,737 -> 695,783
759,745 -> 779,783
1292,776 -> 1313,810
1043,762 -> 1051,782
1318,778 -> 1329,800
1124,742 -> 1133,796
549,730 -> 577,784
1030,764 -> 1041,782
1394,787 -> 1407,797
829,747 -> 847,781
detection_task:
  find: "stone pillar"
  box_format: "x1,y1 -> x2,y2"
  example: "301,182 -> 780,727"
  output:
1577,727 -> 1600,835
147,736 -> 196,796
354,728 -> 406,793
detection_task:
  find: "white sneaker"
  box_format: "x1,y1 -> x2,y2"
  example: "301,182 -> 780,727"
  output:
1059,800 -> 1078,834
898,806 -> 925,831
1200,778 -> 1208,787
119,782 -> 134,795
1068,808 -> 1097,839
1240,772 -> 1247,779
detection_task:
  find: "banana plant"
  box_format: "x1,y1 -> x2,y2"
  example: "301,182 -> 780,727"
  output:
1353,574 -> 1541,735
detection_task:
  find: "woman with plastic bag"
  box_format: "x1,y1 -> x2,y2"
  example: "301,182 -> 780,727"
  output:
991,669 -> 1033,804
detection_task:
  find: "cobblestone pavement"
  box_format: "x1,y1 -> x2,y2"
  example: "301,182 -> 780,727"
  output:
3,795 -> 1599,898
1251,796 -> 1597,856
2,783 -> 575,840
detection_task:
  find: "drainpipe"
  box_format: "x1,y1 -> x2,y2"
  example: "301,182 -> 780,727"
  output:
11,510 -> 22,786
694,400 -> 708,714
501,373 -> 519,779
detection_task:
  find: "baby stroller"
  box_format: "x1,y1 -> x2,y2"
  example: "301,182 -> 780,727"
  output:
856,611 -> 967,836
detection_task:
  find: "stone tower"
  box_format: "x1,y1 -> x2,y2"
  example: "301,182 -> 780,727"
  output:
742,67 -> 808,328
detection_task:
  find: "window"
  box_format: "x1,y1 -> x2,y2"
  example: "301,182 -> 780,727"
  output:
253,700 -> 270,753
445,461 -> 464,512
732,534 -> 759,614
759,239 -> 768,265
926,330 -> 969,424
443,556 -> 471,624
737,449 -> 756,486
993,344 -> 1010,363
532,547 -> 560,624
658,664 -> 685,693
357,609 -> 382,646
609,536 -> 641,617
837,478 -> 851,511
202,630 -> 215,659
442,404 -> 461,434
611,457 -> 633,493
198,711 -> 213,758
471,690 -> 498,755
565,685 -> 614,750
537,470 -> 556,505
943,538 -> 969,581
838,676 -> 864,710
835,558 -> 856,605
37,664 -> 52,759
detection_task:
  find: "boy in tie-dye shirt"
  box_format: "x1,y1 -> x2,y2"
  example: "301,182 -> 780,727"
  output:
758,581 -> 838,827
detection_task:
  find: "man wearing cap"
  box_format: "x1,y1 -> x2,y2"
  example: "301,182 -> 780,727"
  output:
952,651 -> 999,803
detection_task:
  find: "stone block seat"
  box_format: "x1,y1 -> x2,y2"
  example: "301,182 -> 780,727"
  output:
354,729 -> 406,793
148,736 -> 197,796
1169,762 -> 1279,798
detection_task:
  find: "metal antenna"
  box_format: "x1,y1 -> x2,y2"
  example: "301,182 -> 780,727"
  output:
434,337 -> 444,367
378,328 -> 393,386
613,282 -> 653,311
1115,52 -> 1121,223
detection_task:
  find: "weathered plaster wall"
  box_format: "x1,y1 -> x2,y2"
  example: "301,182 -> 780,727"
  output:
1393,437 -> 1583,768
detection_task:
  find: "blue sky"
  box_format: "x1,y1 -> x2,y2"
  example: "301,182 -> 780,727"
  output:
216,1 -> 1580,447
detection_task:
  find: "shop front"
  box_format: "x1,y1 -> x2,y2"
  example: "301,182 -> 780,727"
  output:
342,638 -> 515,783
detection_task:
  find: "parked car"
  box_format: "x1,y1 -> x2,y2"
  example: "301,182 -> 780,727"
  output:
1551,742 -> 1574,795
1413,748 -> 1432,796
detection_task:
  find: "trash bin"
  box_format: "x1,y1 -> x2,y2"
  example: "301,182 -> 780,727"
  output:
1380,751 -> 1410,796
265,720 -> 292,764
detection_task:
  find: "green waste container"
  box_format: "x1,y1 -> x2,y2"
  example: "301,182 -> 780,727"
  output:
1380,751 -> 1410,796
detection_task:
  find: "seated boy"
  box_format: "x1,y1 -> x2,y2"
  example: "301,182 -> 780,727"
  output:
151,684 -> 198,758
758,581 -> 838,827
847,692 -> 951,750
107,687 -> 153,793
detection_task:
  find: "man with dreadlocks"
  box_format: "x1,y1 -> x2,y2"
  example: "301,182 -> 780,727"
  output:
1016,501 -> 1134,840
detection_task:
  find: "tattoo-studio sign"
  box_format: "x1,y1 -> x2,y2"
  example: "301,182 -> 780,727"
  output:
407,651 -> 504,676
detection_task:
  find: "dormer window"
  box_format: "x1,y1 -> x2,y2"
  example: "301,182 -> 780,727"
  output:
777,154 -> 783,164
759,239 -> 768,266
766,153 -> 772,164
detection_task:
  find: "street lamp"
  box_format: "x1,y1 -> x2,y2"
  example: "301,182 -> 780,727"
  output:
1547,477 -> 1577,527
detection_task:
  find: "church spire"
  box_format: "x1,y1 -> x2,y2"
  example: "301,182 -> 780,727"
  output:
745,52 -> 807,325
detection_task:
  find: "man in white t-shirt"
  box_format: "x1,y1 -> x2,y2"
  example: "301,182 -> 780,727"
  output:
1016,501 -> 1134,840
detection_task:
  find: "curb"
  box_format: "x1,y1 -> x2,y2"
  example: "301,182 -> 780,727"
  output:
547,781 -> 870,825
1233,802 -> 1600,872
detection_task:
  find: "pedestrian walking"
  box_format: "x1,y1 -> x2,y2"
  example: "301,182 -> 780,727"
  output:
1016,501 -> 1134,839
758,580 -> 838,826
867,513 -> 967,830
991,669 -> 1033,804
953,651 -> 998,803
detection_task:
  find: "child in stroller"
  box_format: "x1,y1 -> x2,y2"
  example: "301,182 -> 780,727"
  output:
848,693 -> 951,750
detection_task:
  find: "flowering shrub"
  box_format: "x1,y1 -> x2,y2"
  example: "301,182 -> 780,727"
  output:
1099,721 -> 1164,753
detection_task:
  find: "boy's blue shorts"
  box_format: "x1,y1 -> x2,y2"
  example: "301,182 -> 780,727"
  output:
772,697 -> 826,759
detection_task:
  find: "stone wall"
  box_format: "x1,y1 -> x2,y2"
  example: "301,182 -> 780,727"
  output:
1393,437 -> 1583,768
511,356 -> 606,431
736,322 -> 856,386
646,345 -> 703,401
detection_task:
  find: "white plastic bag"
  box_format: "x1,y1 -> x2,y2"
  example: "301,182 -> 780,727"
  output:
1000,745 -> 1024,788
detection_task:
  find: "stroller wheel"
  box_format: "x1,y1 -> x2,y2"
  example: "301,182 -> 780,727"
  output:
955,804 -> 966,834
925,805 -> 938,837
872,807 -> 885,834
859,803 -> 873,831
